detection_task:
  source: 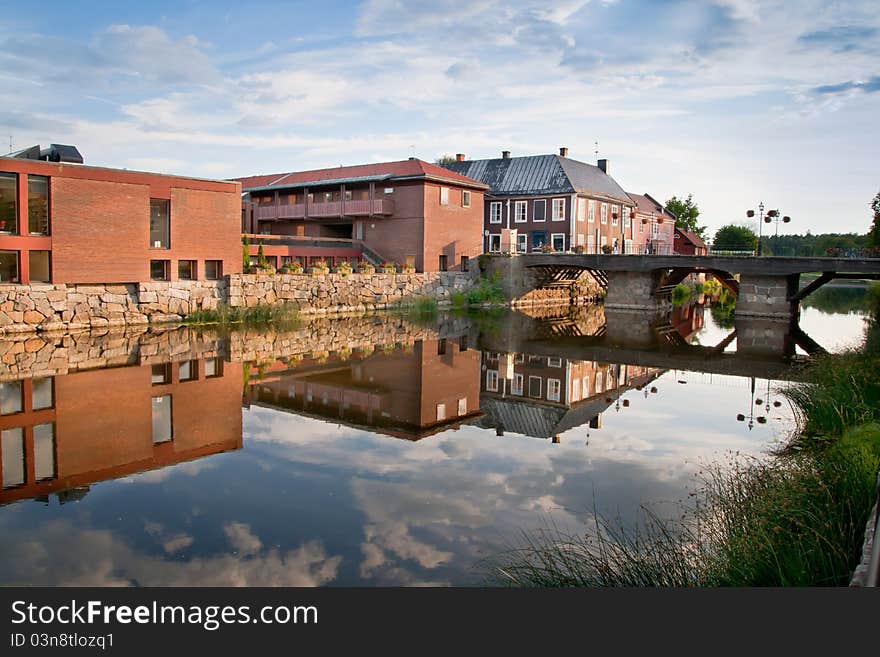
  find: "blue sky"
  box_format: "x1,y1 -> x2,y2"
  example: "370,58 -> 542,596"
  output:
1,0 -> 878,235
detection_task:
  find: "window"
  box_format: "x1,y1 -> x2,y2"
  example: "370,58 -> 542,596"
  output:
150,260 -> 170,281
587,235 -> 595,253
612,206 -> 619,226
551,234 -> 565,252
438,254 -> 448,271
178,260 -> 196,280
640,218 -> 645,233
437,338 -> 447,356
577,198 -> 586,222
588,200 -> 595,223
460,256 -> 468,271
489,234 -> 501,253
0,173 -> 17,234
533,199 -> 546,222
486,370 -> 499,392
462,190 -> 471,207
600,203 -> 608,224
384,187 -> 394,194
436,403 -> 446,422
32,377 -> 54,410
457,397 -> 467,415
0,250 -> 19,283
511,373 -> 524,396
344,189 -> 353,201
624,207 -> 631,229
179,360 -> 198,382
0,381 -> 23,415
356,221 -> 364,240
601,236 -> 607,247
652,222 -> 660,238
151,395 -> 173,444
205,357 -> 223,378
577,233 -> 585,246
440,187 -> 449,205
29,250 -> 50,282
530,231 -> 546,250
528,376 -> 542,398
458,336 -> 468,351
514,201 -> 528,223
204,260 -> 222,280
1,427 -> 24,488
323,192 -> 333,202
552,198 -> 566,221
516,233 -> 527,253
548,357 -> 562,368
547,379 -> 561,402
28,175 -> 49,235
150,198 -> 170,249
582,375 -> 590,397
596,371 -> 604,394
151,363 -> 171,385
572,378 -> 581,402
33,423 -> 55,481
489,202 -> 502,224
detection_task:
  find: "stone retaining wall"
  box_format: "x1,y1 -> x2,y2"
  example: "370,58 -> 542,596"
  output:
228,271 -> 476,314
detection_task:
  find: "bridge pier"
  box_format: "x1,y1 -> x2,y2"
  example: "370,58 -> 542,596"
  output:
734,316 -> 797,358
735,273 -> 800,320
604,271 -> 670,313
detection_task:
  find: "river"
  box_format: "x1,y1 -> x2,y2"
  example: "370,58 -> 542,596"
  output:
0,292 -> 872,585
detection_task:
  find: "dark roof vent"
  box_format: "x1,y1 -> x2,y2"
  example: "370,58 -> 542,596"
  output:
42,144 -> 84,164
502,150 -> 511,159
11,143 -> 83,164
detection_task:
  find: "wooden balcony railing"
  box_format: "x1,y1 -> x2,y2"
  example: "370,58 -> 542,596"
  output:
254,198 -> 394,221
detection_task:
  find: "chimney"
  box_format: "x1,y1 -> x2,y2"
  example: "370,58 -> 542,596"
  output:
455,153 -> 466,161
559,147 -> 569,157
598,158 -> 609,174
502,150 -> 511,159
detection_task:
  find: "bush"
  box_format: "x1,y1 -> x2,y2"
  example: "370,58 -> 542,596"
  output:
671,283 -> 692,305
184,302 -> 298,326
466,273 -> 505,306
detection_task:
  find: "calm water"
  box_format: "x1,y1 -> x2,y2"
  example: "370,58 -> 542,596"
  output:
0,295 -> 871,586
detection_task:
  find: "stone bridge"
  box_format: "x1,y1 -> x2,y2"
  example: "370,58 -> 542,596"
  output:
482,254 -> 880,319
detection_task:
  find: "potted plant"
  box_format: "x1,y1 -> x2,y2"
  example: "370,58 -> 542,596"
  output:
573,244 -> 585,254
601,244 -> 613,254
357,260 -> 376,274
336,261 -> 353,277
540,244 -> 554,253
380,261 -> 397,274
310,258 -> 330,275
402,261 -> 416,274
288,261 -> 304,275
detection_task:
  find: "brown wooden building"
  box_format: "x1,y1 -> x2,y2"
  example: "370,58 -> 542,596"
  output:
236,159 -> 488,272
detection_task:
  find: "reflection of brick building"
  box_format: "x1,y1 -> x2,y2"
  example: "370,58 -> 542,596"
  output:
243,337 -> 481,440
0,358 -> 243,505
476,351 -> 661,439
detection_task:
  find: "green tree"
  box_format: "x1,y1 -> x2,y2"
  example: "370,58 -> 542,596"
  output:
435,154 -> 458,165
869,190 -> 880,248
713,224 -> 758,252
242,236 -> 251,271
665,194 -> 707,240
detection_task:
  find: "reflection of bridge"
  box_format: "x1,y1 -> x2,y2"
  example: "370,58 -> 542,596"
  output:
484,254 -> 880,320
479,308 -> 821,381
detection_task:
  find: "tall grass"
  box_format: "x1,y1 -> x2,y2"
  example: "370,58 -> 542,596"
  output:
671,283 -> 692,305
184,302 -> 299,326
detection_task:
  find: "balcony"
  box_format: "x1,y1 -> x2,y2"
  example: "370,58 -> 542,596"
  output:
254,198 -> 394,221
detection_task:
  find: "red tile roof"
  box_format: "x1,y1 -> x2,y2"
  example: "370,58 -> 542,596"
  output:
234,159 -> 488,191
627,192 -> 675,219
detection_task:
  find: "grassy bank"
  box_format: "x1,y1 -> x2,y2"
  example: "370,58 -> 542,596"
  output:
183,302 -> 299,326
495,285 -> 880,587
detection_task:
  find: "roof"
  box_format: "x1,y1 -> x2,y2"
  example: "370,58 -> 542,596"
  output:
234,158 -> 489,192
675,226 -> 707,248
627,192 -> 676,219
473,395 -> 613,439
441,154 -> 633,204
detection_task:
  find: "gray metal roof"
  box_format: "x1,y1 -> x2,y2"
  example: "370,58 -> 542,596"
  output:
473,395 -> 612,439
443,155 -> 633,204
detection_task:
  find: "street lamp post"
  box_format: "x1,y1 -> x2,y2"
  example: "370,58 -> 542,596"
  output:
746,202 -> 765,256
747,204 -> 791,256
764,209 -> 792,254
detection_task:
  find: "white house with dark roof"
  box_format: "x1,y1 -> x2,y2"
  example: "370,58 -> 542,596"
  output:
442,148 -> 636,254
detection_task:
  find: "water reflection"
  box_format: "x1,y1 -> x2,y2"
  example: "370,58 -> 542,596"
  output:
0,297 -> 869,585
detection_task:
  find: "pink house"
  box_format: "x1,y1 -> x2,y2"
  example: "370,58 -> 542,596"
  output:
627,192 -> 676,255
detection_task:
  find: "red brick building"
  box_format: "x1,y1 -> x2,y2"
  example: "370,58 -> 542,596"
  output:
674,226 -> 708,255
0,146 -> 242,285
441,149 -> 636,255
236,158 -> 488,272
627,192 -> 676,255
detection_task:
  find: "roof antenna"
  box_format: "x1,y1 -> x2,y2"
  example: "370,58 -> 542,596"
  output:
594,140 -> 599,160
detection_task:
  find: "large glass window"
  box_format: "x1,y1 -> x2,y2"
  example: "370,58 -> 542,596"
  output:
0,381 -> 23,414
0,173 -> 17,234
178,260 -> 195,280
0,250 -> 19,283
32,377 -> 54,410
150,259 -> 169,281
150,199 -> 170,249
28,175 -> 49,235
1,427 -> 25,488
29,250 -> 50,283
33,423 -> 55,481
151,395 -> 173,444
204,260 -> 222,280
